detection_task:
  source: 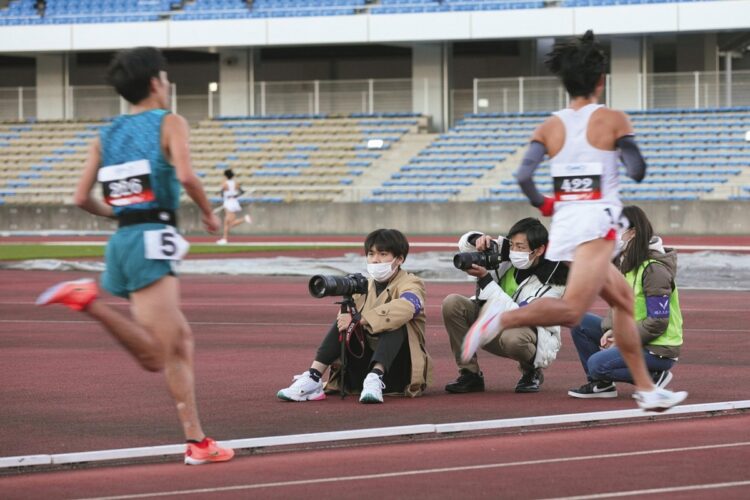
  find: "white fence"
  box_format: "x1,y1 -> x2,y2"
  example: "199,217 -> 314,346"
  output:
468,70 -> 750,115
0,78 -> 415,122
2,71 -> 750,124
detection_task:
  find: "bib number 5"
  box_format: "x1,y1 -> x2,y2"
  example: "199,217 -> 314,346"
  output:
144,228 -> 190,261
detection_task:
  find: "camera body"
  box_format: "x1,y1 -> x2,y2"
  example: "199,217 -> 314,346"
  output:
453,237 -> 510,271
308,273 -> 369,298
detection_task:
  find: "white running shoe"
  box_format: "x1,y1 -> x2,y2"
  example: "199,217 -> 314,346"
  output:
216,238 -> 227,245
277,372 -> 326,402
244,214 -> 252,224
634,387 -> 688,412
359,373 -> 385,404
461,299 -> 504,363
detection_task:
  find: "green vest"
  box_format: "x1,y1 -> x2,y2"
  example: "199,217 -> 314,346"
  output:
499,267 -> 518,297
625,259 -> 683,347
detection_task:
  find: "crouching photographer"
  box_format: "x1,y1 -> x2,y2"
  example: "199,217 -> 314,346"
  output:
277,228 -> 432,404
442,218 -> 568,393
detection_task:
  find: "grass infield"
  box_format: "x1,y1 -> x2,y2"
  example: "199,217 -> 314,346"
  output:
0,244 -> 354,261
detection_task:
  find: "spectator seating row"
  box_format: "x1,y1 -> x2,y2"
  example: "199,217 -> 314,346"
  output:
0,0 -> 719,24
0,113 -> 426,204
363,113 -> 527,203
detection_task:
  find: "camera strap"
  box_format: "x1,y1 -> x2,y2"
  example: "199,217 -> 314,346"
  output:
345,321 -> 365,359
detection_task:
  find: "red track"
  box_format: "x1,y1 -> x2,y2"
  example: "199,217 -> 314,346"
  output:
1,238 -> 749,497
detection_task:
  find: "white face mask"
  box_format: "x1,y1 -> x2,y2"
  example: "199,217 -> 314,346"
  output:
367,260 -> 397,282
616,232 -> 634,255
509,250 -> 534,270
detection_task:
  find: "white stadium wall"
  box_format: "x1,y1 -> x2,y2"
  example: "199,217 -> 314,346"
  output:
1,201 -> 747,236
1,1 -> 750,53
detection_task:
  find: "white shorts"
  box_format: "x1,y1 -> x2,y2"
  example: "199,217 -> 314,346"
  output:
546,203 -> 626,262
223,198 -> 242,213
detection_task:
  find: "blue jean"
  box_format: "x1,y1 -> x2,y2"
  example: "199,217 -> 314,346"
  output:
570,313 -> 675,383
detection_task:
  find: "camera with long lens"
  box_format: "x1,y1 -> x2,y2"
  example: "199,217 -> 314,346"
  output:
308,273 -> 369,299
453,238 -> 509,271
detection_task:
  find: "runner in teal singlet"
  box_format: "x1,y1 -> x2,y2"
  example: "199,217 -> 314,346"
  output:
36,47 -> 234,465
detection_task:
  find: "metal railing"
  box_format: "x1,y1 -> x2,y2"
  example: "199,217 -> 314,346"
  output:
3,71 -> 750,124
469,70 -> 750,114
248,79 -> 415,118
0,79 -> 415,122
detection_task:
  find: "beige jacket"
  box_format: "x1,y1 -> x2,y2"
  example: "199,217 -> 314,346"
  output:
326,269 -> 433,397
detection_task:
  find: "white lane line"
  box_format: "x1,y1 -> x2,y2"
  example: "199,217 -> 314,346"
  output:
5,401 -> 750,471
1,301 -> 748,313
19,241 -> 750,252
0,319 -> 746,334
543,479 -> 750,499
75,442 -> 750,500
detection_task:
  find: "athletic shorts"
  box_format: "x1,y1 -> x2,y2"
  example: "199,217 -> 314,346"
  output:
101,223 -> 176,298
546,203 -> 626,262
223,198 -> 242,213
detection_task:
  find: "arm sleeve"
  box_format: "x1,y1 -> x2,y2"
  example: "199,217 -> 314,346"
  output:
637,263 -> 672,345
615,135 -> 647,183
361,280 -> 426,334
515,141 -> 547,207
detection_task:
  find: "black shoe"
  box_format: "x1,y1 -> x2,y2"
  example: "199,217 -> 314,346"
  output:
445,369 -> 485,393
515,368 -> 544,393
652,370 -> 673,388
567,381 -> 618,399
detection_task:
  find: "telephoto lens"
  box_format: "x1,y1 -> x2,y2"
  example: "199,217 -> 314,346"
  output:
308,273 -> 369,298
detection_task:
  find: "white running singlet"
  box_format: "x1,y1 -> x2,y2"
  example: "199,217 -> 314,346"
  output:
222,179 -> 242,213
545,104 -> 628,262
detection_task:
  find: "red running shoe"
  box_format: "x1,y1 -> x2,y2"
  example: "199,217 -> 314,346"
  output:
36,278 -> 97,311
184,437 -> 235,465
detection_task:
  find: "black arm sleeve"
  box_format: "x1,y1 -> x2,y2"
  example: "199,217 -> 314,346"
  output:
615,135 -> 646,183
515,141 -> 547,207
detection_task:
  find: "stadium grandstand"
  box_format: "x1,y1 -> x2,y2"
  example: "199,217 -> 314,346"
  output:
1,0 -> 749,233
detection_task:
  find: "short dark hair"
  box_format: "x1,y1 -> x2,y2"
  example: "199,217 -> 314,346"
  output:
364,228 -> 409,260
223,169 -> 234,179
106,47 -> 167,105
619,205 -> 654,274
507,217 -> 549,251
545,30 -> 607,98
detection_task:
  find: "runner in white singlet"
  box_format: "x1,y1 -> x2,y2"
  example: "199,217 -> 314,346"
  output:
217,168 -> 252,244
545,103 -> 625,263
462,30 -> 687,412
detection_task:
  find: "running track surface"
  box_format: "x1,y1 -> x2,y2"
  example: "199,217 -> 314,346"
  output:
3,414 -> 750,499
2,237 -> 749,498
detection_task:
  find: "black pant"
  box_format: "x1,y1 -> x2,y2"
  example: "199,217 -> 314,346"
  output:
315,321 -> 406,372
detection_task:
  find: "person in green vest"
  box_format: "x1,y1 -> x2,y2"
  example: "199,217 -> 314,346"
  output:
568,205 -> 683,399
442,218 -> 568,394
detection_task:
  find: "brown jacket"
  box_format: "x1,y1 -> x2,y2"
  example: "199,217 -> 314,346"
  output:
326,269 -> 433,397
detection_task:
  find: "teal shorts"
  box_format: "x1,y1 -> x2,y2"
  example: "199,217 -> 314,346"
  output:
101,223 -> 176,299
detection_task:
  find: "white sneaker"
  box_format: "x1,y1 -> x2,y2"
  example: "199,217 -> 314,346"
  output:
634,387 -> 688,412
216,238 -> 227,245
244,214 -> 252,224
461,299 -> 504,363
359,373 -> 385,404
277,372 -> 326,402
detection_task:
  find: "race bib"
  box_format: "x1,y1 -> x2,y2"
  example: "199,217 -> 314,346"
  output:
551,162 -> 602,202
144,227 -> 190,261
98,159 -> 155,207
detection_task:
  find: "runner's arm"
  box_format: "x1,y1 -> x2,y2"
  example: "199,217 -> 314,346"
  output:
73,138 -> 114,218
164,114 -> 213,216
516,140 -> 547,208
616,135 -> 647,183
612,110 -> 646,183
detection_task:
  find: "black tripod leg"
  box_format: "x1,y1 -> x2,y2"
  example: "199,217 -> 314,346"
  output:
340,303 -> 348,399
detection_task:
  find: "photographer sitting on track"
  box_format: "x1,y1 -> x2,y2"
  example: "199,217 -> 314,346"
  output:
442,218 -> 568,393
277,228 -> 432,404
